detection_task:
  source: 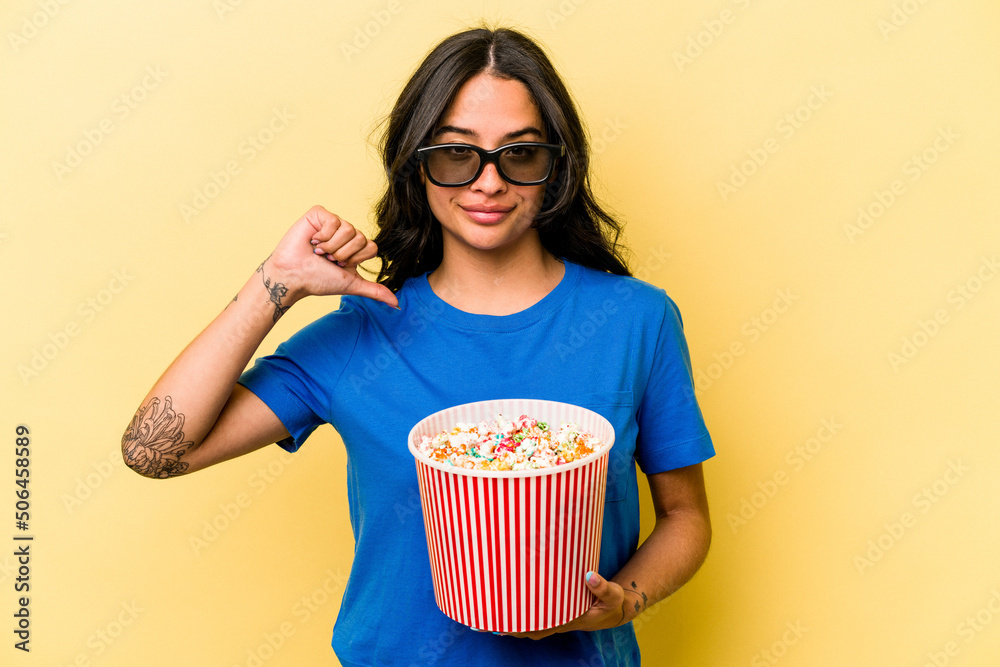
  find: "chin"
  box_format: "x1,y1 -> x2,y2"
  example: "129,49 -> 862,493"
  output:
459,235 -> 517,252
452,223 -> 535,252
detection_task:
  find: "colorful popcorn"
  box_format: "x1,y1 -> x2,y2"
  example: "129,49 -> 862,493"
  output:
415,414 -> 603,471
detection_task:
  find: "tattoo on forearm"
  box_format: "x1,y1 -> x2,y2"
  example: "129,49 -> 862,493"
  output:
121,396 -> 195,478
256,256 -> 289,322
622,581 -> 649,621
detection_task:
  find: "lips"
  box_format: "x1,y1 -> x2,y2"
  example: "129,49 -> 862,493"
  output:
460,204 -> 513,224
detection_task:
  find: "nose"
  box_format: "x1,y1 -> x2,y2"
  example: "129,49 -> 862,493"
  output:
470,161 -> 506,195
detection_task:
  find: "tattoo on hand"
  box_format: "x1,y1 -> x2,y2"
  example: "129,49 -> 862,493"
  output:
256,256 -> 289,322
623,581 -> 648,618
121,396 -> 195,478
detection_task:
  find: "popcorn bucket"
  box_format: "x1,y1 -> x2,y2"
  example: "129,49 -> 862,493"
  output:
407,399 -> 615,633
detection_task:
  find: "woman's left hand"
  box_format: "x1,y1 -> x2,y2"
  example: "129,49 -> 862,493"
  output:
501,571 -> 631,640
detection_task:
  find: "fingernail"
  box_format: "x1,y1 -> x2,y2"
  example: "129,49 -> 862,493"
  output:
310,239 -> 319,245
491,631 -> 503,636
586,571 -> 598,586
470,627 -> 481,632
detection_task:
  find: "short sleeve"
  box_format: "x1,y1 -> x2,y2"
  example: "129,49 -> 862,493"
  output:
634,296 -> 715,473
238,301 -> 364,452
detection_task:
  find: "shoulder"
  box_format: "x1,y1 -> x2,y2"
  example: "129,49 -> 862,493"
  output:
571,262 -> 680,324
274,296 -> 370,358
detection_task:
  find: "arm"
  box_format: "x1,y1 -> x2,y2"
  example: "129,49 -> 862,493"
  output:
121,206 -> 397,479
598,463 -> 712,622
510,462 -> 711,638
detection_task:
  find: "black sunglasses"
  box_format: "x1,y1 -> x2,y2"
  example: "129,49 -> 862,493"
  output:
414,142 -> 565,187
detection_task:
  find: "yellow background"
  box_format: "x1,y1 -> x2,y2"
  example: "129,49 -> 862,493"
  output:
3,0 -> 999,665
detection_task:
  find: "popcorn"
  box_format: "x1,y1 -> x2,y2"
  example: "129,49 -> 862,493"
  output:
415,414 -> 603,471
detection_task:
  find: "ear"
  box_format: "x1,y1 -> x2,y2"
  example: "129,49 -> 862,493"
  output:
418,162 -> 426,186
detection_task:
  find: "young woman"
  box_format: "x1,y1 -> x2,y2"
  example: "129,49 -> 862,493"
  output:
123,27 -> 713,666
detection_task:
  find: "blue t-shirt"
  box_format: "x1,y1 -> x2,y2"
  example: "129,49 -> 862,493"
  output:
238,260 -> 714,667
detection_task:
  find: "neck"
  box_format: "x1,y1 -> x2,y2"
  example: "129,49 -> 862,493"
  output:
428,235 -> 565,316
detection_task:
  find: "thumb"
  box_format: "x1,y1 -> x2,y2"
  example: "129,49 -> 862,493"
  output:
585,571 -> 623,606
346,276 -> 400,310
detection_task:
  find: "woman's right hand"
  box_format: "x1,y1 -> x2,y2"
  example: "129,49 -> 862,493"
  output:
266,205 -> 398,308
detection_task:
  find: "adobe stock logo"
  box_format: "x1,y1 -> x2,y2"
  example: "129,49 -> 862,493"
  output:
554,246 -> 670,362
189,449 -> 297,555
921,588 -> 1000,667
843,126 -> 958,243
672,0 -> 758,73
853,458 -> 969,576
7,0 -> 73,53
878,0 -> 933,40
750,620 -> 808,667
179,107 -> 294,223
61,449 -> 121,513
726,417 -> 842,534
214,0 -> 249,20
887,255 -> 997,372
339,0 -> 404,62
232,569 -> 348,666
18,269 -> 135,385
60,600 -> 145,666
694,288 -> 799,395
716,86 -> 833,202
52,67 -> 168,181
545,0 -> 589,29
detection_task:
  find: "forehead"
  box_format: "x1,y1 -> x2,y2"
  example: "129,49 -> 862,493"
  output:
436,73 -> 543,138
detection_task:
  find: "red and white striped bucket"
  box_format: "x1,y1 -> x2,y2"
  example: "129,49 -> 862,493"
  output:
407,399 -> 615,633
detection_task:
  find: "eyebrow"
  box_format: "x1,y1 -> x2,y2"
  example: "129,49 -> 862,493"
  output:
433,125 -> 545,141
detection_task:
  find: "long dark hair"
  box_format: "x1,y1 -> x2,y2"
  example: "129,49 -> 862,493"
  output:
373,27 -> 631,292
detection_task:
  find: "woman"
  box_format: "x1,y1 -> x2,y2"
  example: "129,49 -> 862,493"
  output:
123,26 -> 713,666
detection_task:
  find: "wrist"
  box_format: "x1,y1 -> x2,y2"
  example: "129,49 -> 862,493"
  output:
252,256 -> 304,318
614,578 -> 651,626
